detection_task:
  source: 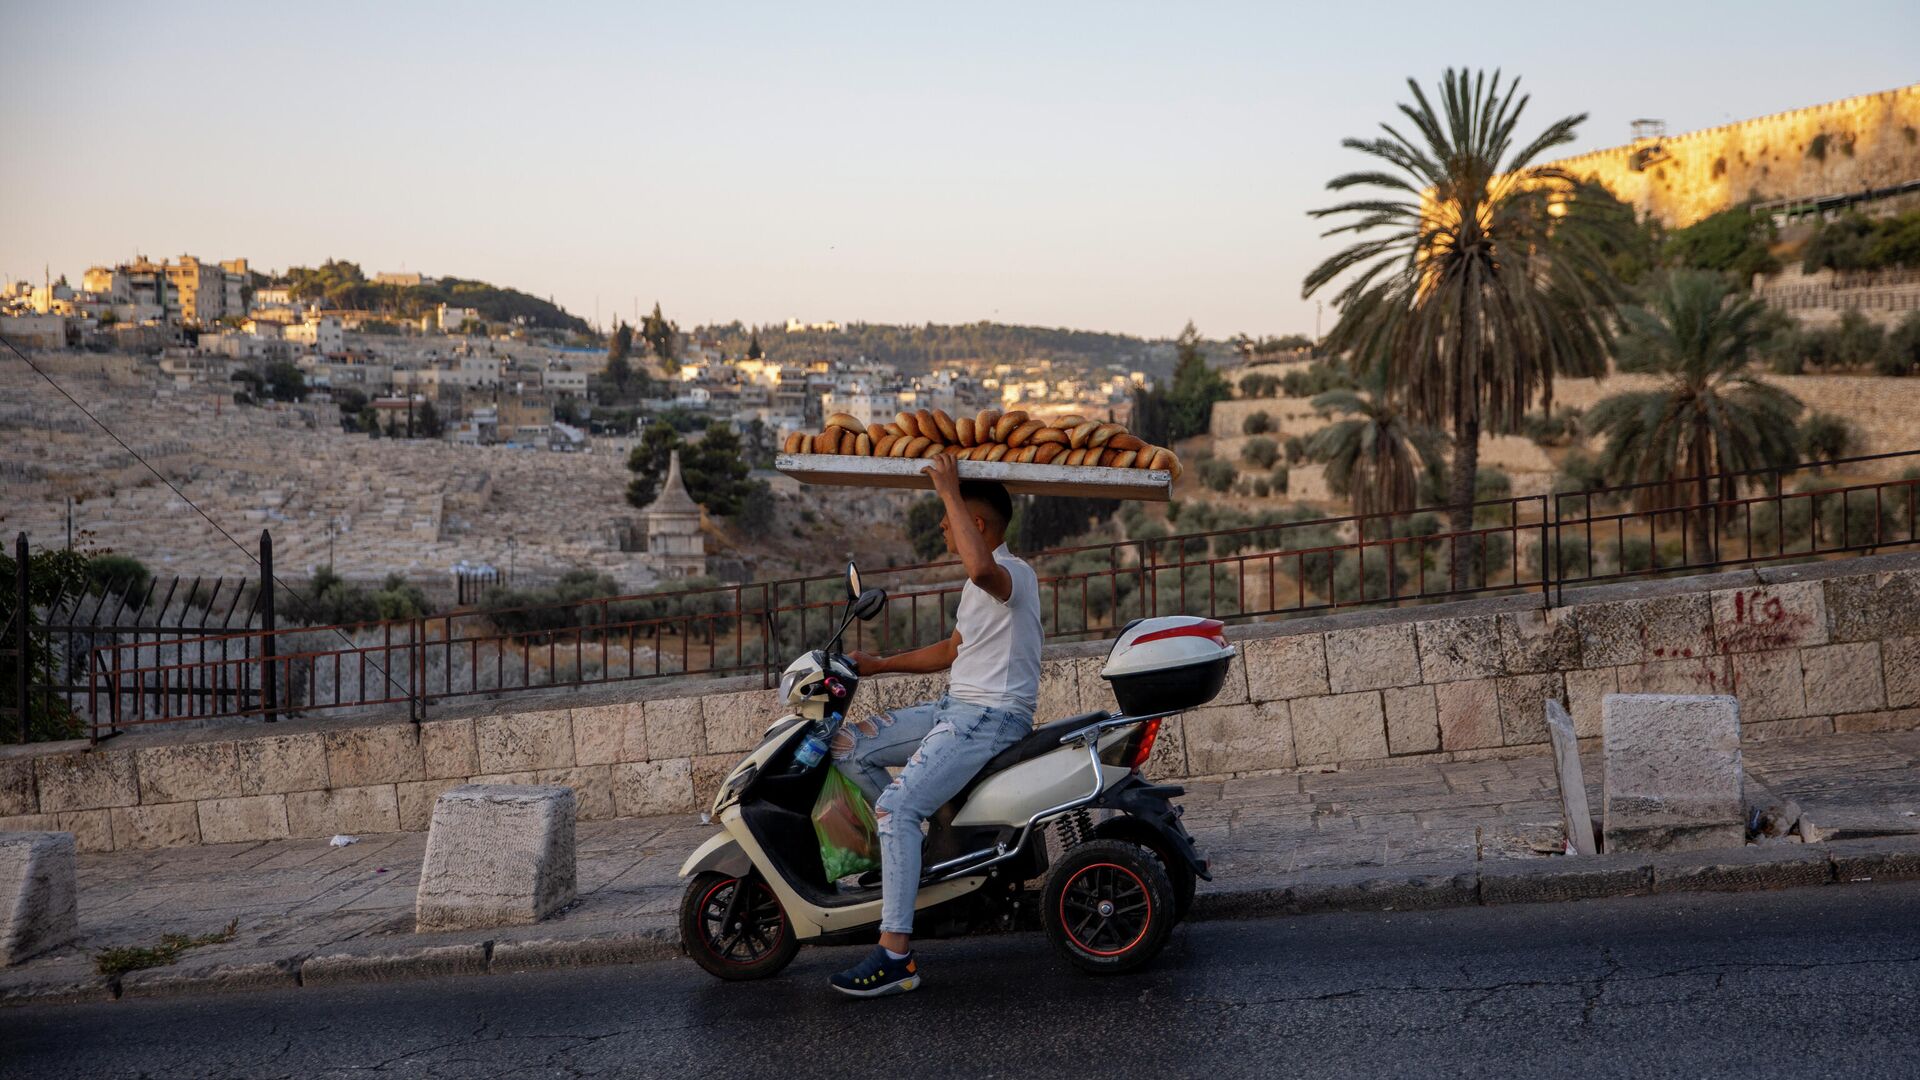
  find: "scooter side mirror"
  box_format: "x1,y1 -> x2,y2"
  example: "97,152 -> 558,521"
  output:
845,561 -> 862,602
851,587 -> 886,621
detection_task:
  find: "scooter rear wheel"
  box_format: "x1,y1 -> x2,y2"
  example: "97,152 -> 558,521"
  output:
1041,839 -> 1175,975
680,871 -> 801,981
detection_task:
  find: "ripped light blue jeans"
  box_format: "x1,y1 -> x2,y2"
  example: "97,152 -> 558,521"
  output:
830,695 -> 1031,935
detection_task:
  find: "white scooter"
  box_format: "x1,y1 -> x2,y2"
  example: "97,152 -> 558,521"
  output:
678,562 -> 1232,979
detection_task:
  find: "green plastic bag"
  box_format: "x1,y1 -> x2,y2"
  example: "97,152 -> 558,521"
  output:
813,767 -> 880,881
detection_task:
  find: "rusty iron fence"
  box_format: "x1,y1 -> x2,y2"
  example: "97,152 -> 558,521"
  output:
28,449 -> 1920,741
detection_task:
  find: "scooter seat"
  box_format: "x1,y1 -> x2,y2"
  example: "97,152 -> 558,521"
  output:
954,710 -> 1110,803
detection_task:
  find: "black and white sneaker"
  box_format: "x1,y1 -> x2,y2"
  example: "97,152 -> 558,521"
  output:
829,946 -> 920,997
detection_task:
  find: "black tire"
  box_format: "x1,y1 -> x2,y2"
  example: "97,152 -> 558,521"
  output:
679,871 -> 800,981
1041,839 -> 1175,975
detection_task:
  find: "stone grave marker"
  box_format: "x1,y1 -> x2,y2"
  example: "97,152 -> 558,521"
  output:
1601,694 -> 1745,853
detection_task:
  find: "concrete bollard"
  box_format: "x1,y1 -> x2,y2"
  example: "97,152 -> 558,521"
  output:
415,785 -> 577,932
1,832 -> 80,966
1601,694 -> 1745,853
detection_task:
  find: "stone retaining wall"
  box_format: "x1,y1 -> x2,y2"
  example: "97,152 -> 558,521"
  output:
6,554 -> 1919,852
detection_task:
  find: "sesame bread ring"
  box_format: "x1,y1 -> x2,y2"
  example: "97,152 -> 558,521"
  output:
855,433 -> 873,456
1006,419 -> 1045,447
931,409 -> 959,443
826,412 -> 864,434
895,411 -> 921,438
990,410 -> 1027,442
985,442 -> 1010,462
1032,442 -> 1064,465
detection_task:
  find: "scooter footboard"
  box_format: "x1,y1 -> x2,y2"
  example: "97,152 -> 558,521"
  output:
679,831 -> 752,879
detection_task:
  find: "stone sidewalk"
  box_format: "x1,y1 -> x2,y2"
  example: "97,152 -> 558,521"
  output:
6,731 -> 1919,1004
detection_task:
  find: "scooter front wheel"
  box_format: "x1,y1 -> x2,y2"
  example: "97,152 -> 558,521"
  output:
680,871 -> 801,981
1041,839 -> 1175,975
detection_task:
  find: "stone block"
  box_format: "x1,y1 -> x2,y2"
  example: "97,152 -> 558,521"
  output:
568,704 -> 631,766
1324,625 -> 1420,694
236,732 -> 328,795
534,766 -> 616,821
1416,615 -> 1504,683
0,833 -> 78,966
1496,673 -> 1565,746
1650,846 -> 1831,894
135,741 -> 240,804
1729,650 -> 1807,722
194,795 -> 289,844
703,691 -> 772,755
1182,702 -> 1292,775
418,719 -> 478,780
618,706 -> 650,763
1564,667 -> 1617,739
1143,715 -> 1188,779
1037,662 -> 1083,720
1602,694 -> 1745,854
1479,854 -> 1653,904
1835,708 -> 1920,734
397,779 -> 467,831
301,943 -> 489,985
415,785 -> 577,931
1800,642 -> 1885,715
1073,657 -> 1121,714
476,710 -> 574,773
1381,685 -> 1439,755
35,749 -> 138,813
1823,569 -> 1920,642
0,758 -> 35,817
1711,582 -> 1827,653
467,771 -> 539,786
107,802 -> 201,850
1880,636 -> 1920,709
1617,656 -> 1730,696
612,759 -> 695,817
1638,593 -> 1715,662
1290,692 -> 1387,765
1544,701 -> 1596,855
690,754 -> 737,809
1498,607 -> 1580,674
1573,600 -> 1647,668
285,784 -> 400,838
1240,634 -> 1330,702
324,724 -> 423,787
1207,647 -> 1251,708
1435,679 -> 1502,751
1742,716 -> 1834,741
0,814 -> 57,832
55,811 -> 113,853
643,697 -> 705,759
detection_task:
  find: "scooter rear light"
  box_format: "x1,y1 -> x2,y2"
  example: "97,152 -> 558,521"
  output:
1128,718 -> 1162,772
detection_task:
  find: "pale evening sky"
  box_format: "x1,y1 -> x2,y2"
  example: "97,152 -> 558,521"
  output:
2,1 -> 1915,340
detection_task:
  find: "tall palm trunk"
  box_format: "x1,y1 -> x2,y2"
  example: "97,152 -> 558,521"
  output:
1692,414 -> 1714,564
1447,416 -> 1480,586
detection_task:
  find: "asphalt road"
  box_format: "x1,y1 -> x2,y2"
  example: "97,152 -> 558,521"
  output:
5,882 -> 1919,1079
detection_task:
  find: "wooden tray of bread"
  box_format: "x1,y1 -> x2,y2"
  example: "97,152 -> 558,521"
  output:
777,408 -> 1179,501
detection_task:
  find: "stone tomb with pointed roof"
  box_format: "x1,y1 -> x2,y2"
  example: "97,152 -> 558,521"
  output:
639,449 -> 707,579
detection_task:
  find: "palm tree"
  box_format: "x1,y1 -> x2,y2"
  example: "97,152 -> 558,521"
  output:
1586,270 -> 1802,557
1303,69 -> 1625,576
1306,381 -> 1442,521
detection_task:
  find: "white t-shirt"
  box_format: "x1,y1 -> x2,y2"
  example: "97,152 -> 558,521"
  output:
946,544 -> 1043,715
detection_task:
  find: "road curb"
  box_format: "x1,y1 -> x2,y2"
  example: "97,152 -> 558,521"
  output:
8,835 -> 1920,1006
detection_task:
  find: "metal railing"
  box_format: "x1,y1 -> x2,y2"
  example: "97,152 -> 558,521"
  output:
71,449 -> 1920,740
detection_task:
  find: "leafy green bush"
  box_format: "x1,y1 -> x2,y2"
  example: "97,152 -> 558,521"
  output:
1196,457 -> 1238,493
1799,412 -> 1857,462
1662,204 -> 1779,280
1242,410 -> 1273,435
1270,464 -> 1290,494
1240,437 -> 1279,469
1283,435 -> 1307,465
1280,361 -> 1356,399
85,553 -> 152,602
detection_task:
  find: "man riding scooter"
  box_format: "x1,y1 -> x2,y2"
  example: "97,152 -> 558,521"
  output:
825,453 -> 1043,997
